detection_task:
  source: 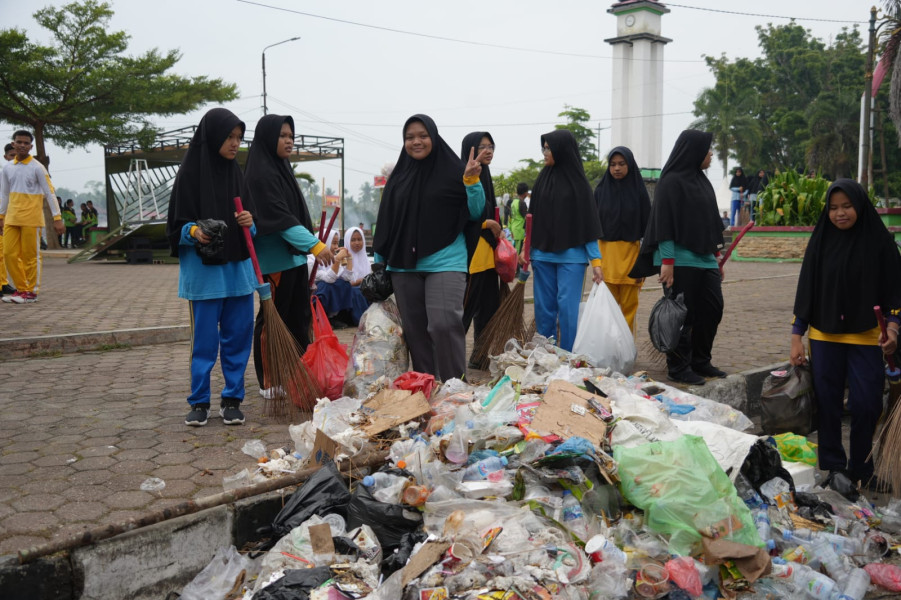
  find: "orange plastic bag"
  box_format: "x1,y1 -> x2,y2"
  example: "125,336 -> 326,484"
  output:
302,296 -> 348,399
393,371 -> 435,399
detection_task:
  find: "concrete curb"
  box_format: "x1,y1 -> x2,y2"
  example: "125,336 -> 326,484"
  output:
0,326 -> 190,360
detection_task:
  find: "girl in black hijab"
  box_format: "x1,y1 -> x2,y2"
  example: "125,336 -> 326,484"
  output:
529,129 -> 603,351
594,146 -> 651,333
640,129 -> 725,385
166,108 -> 256,427
372,115 -> 488,381
728,166 -> 748,226
790,179 -> 901,489
243,114 -> 333,397
459,131 -> 503,363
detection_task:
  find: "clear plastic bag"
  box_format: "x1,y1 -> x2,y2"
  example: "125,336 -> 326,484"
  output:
573,282 -> 636,374
179,545 -> 251,600
343,298 -> 409,398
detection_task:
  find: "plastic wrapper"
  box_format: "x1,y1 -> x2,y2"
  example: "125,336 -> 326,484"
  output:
180,545 -> 251,600
772,432 -> 818,465
614,435 -> 760,556
572,282 -> 637,374
343,299 -> 409,398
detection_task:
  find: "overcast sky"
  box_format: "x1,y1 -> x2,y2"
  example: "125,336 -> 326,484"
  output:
2,0 -> 872,210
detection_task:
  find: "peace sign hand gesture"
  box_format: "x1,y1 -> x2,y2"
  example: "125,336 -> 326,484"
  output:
464,146 -> 489,179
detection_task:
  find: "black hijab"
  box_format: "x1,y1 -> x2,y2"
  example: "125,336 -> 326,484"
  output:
640,129 -> 724,256
166,108 -> 249,262
372,115 -> 470,269
794,178 -> 901,333
243,114 -> 314,247
528,129 -> 603,253
729,167 -> 748,190
594,146 -> 651,242
460,131 -> 497,256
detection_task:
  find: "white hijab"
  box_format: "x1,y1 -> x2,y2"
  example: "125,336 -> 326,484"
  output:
308,230 -> 341,278
343,227 -> 371,278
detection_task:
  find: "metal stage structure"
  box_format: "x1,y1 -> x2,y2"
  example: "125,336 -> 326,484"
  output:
70,125 -> 344,263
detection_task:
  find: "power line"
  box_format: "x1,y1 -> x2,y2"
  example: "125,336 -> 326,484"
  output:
665,3 -> 865,24
235,0 -> 705,63
287,111 -> 695,129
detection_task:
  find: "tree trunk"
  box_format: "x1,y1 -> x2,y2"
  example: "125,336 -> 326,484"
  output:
33,124 -> 63,250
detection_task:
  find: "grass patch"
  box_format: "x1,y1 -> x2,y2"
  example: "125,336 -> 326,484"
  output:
27,349 -> 63,358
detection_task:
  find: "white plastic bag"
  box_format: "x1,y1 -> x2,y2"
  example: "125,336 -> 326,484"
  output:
572,282 -> 636,374
180,545 -> 251,600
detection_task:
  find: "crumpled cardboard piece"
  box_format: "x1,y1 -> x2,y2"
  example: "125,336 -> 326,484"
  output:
701,537 -> 771,599
361,389 -> 430,436
529,380 -> 609,447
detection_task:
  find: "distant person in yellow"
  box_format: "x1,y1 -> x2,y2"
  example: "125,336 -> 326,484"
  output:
0,130 -> 64,304
0,143 -> 16,297
593,146 -> 651,333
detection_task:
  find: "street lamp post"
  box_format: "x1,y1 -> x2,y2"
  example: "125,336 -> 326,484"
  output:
262,36 -> 301,116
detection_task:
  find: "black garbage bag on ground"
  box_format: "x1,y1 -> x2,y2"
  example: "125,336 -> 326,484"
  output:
360,263 -> 393,302
795,491 -> 836,521
345,484 -> 423,552
266,462 -> 352,543
252,566 -> 331,600
648,286 -> 687,353
759,364 -> 817,436
740,439 -> 795,498
194,219 -> 228,265
381,530 -> 429,577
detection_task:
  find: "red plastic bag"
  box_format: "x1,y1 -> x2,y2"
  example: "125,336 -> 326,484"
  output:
392,371 -> 435,399
494,237 -> 517,283
865,563 -> 901,592
665,556 -> 702,596
302,296 -> 348,399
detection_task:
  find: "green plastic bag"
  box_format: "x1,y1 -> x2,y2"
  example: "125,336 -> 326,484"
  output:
772,433 -> 818,466
614,435 -> 761,556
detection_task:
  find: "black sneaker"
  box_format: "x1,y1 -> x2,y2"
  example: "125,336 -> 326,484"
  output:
667,368 -> 706,386
185,403 -> 210,427
220,399 -> 245,425
0,284 -> 15,296
693,364 -> 727,378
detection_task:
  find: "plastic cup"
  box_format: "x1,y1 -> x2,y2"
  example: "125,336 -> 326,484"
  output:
634,562 -> 670,599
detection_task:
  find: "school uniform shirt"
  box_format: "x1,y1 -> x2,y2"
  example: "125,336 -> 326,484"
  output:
0,156 -> 61,226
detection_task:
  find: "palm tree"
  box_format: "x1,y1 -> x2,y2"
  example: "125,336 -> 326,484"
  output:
691,85 -> 762,173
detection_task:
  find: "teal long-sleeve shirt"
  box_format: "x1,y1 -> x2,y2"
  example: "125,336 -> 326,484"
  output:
653,240 -> 718,269
374,181 -> 485,273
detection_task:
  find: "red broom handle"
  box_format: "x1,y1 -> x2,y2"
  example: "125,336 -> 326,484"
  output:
523,214 -> 532,271
309,207 -> 341,286
495,207 -> 500,222
233,196 -> 264,285
719,220 -> 754,267
875,306 -> 898,371
317,210 -> 327,239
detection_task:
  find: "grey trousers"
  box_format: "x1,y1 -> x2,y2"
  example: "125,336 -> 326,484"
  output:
390,271 -> 466,382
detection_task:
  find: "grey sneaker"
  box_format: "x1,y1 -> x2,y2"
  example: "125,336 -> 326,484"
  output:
185,403 -> 210,426
220,399 -> 245,425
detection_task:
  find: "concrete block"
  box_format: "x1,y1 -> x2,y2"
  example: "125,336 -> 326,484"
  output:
232,490 -> 287,550
0,555 -> 76,600
73,505 -> 232,600
694,375 -> 748,415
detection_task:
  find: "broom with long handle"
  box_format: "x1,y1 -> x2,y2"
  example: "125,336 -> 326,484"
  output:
871,306 -> 901,491
234,197 -> 321,419
470,214 -> 532,370
308,209 -> 335,287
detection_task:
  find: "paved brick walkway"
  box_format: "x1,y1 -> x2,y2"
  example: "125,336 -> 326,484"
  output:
0,255 -> 801,556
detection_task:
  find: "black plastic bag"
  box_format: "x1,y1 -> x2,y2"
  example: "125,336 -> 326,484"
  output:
345,484 -> 422,552
381,530 -> 428,577
194,219 -> 228,265
361,263 -> 393,302
759,364 -> 817,436
740,439 -> 795,499
267,462 -> 352,542
252,566 -> 331,600
648,286 -> 687,353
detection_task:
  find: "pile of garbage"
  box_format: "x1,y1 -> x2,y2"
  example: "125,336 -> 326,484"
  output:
179,335 -> 901,600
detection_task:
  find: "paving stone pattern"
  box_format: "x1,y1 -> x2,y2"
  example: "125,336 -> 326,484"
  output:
0,255 -> 802,556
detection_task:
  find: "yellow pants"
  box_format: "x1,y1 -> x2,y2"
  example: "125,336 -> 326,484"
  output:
3,225 -> 43,293
0,232 -> 6,287
606,282 -> 640,334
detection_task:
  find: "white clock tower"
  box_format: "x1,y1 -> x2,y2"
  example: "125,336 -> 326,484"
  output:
605,0 -> 671,171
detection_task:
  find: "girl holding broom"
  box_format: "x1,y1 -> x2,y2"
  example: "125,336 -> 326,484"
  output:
372,114 -> 488,381
593,146 -> 651,334
790,178 -> 901,490
242,114 -> 333,399
459,131 -> 503,366
528,129 -> 603,352
166,108 -> 256,427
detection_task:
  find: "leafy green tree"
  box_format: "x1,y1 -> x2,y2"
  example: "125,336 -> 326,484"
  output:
555,105 -> 598,161
0,0 -> 238,169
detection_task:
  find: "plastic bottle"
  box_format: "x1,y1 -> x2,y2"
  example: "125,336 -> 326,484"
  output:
837,567 -> 870,600
401,484 -> 430,507
753,508 -> 775,552
791,563 -> 837,599
561,490 -> 589,540
807,537 -> 849,581
362,472 -> 408,503
461,456 -> 508,481
445,405 -> 474,464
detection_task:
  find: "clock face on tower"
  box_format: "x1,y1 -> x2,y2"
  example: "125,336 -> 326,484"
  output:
625,14 -> 635,27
